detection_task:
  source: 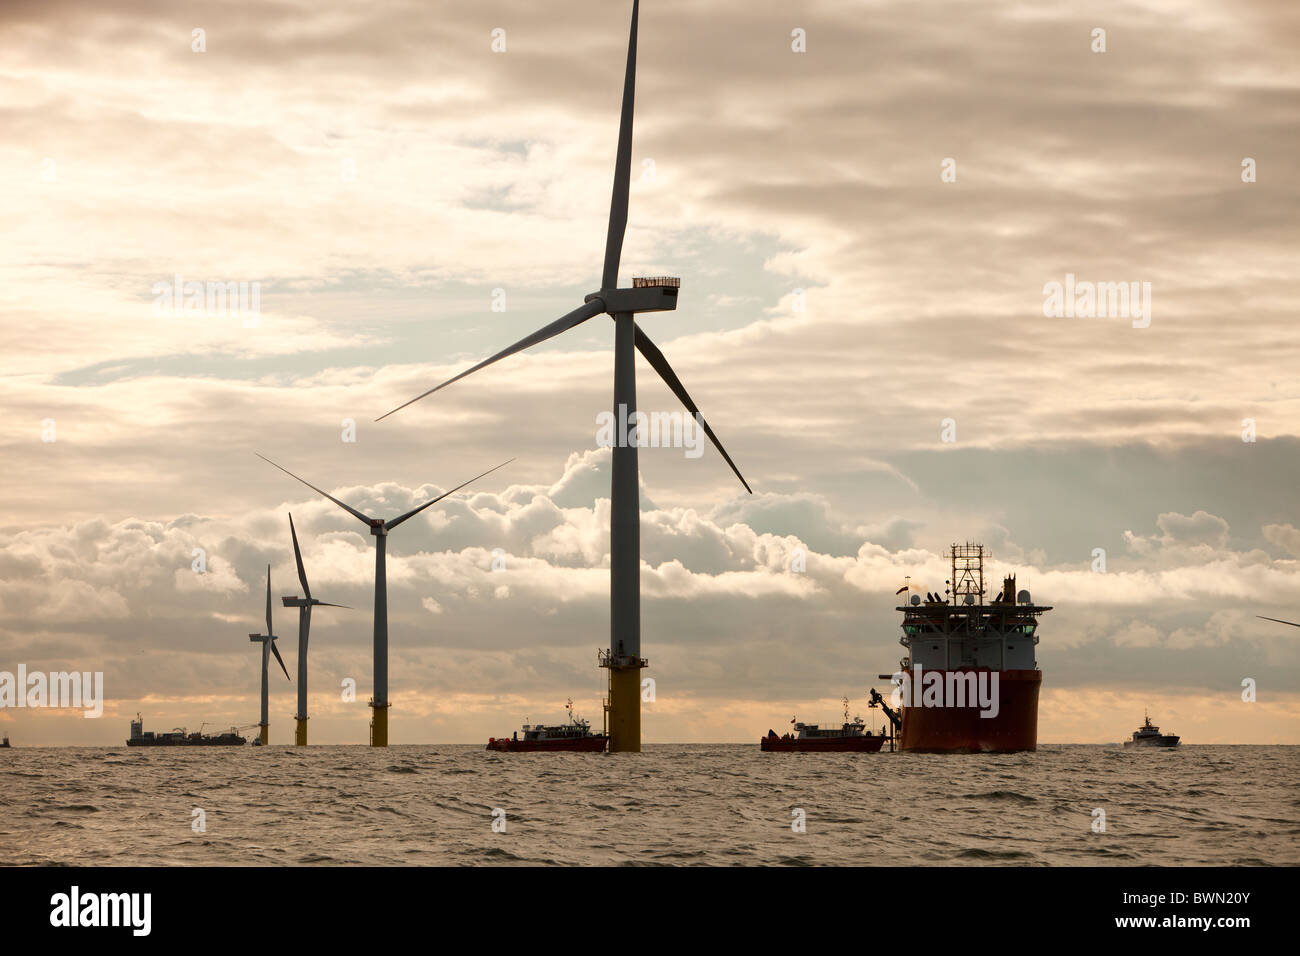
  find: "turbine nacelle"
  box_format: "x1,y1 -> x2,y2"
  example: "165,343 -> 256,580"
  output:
586,278 -> 680,315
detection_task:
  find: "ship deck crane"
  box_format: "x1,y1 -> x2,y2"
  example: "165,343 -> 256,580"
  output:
868,687 -> 901,752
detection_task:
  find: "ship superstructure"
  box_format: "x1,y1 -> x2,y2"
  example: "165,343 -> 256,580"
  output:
873,543 -> 1052,752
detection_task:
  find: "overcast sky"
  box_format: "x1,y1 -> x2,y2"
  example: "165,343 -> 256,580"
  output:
2,0 -> 1298,744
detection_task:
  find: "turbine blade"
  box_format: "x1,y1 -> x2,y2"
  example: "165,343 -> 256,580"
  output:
257,454 -> 372,527
634,324 -> 751,494
270,639 -> 291,681
265,565 -> 273,637
376,301 -> 604,421
601,0 -> 639,290
385,459 -> 514,531
288,512 -> 310,600
1257,615 -> 1300,628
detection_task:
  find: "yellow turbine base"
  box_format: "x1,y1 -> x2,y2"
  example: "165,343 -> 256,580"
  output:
606,666 -> 642,753
295,718 -> 307,747
259,725 -> 269,746
370,703 -> 389,747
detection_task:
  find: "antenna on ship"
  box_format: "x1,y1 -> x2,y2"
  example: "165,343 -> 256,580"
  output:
950,542 -> 986,605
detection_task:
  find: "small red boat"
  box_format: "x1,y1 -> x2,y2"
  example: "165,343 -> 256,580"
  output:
761,698 -> 887,752
486,700 -> 609,753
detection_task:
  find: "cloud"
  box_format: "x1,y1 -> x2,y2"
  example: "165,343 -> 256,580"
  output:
1124,509 -> 1232,557
1263,523 -> 1300,557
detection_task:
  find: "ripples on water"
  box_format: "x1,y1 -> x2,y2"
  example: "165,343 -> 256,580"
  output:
1,745 -> 1296,866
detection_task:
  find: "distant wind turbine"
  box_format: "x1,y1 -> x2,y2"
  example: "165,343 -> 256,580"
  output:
248,565 -> 291,746
258,455 -> 512,746
376,0 -> 751,753
282,513 -> 349,747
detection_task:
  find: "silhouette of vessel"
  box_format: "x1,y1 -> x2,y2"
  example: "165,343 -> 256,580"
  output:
487,701 -> 608,752
126,714 -> 246,747
761,697 -> 887,752
1123,712 -> 1180,748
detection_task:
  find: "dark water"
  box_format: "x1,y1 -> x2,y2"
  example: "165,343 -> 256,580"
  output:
2,745 -> 1296,866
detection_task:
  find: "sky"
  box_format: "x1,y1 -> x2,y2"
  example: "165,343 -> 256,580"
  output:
1,0 -> 1298,744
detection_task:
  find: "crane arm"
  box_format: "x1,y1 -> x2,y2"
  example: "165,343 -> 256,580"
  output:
868,688 -> 902,731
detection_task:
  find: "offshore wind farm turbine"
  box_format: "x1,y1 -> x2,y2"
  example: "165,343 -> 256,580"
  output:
282,513 -> 349,746
258,455 -> 512,746
248,565 -> 291,746
377,0 -> 751,753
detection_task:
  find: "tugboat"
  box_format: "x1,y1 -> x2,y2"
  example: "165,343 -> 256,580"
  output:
1123,711 -> 1180,748
486,700 -> 609,753
126,714 -> 247,747
761,697 -> 887,752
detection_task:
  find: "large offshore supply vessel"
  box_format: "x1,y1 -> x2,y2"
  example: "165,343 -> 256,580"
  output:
872,544 -> 1052,752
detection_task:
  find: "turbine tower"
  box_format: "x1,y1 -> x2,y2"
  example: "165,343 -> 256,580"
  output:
248,564 -> 291,746
377,0 -> 751,753
258,455 -> 512,746
282,513 -> 348,746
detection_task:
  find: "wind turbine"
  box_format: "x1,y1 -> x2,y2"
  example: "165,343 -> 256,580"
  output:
248,564 -> 291,746
376,0 -> 751,753
258,455 -> 512,746
282,513 -> 349,747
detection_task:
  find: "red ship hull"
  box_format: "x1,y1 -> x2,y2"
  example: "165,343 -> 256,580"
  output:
760,735 -> 886,753
485,735 -> 608,753
899,668 -> 1039,752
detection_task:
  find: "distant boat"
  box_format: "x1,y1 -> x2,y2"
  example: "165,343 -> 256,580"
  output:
1123,712 -> 1180,748
487,700 -> 608,752
126,714 -> 246,747
762,698 -> 887,752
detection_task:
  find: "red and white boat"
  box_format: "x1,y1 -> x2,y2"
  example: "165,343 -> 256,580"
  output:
486,700 -> 609,753
873,543 -> 1052,753
761,698 -> 888,752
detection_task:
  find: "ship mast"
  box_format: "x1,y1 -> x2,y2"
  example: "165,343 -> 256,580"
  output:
949,542 -> 985,605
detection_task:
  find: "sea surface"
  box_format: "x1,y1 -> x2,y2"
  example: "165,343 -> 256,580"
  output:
2,744 -> 1296,866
